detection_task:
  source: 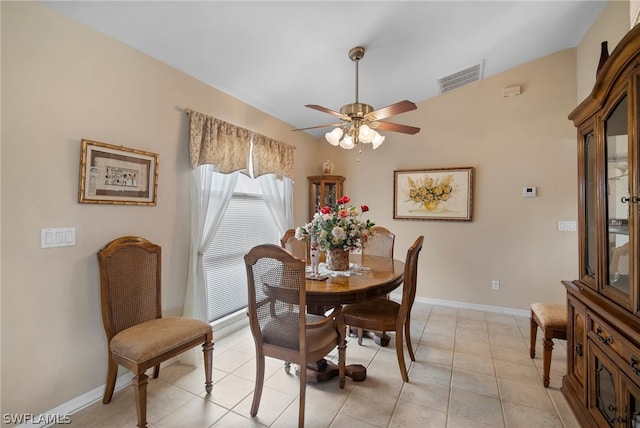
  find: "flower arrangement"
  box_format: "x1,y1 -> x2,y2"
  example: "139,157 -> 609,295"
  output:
295,196 -> 375,251
406,174 -> 454,211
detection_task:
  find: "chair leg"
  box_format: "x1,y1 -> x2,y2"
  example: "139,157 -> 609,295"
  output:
152,365 -> 160,379
298,358 -> 306,428
395,327 -> 409,382
404,317 -> 415,362
338,328 -> 346,389
542,337 -> 554,388
132,372 -> 149,428
530,315 -> 538,359
357,327 -> 364,345
103,354 -> 118,404
251,355 -> 265,417
202,336 -> 214,394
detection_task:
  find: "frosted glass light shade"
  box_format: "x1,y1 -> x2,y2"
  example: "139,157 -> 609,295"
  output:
340,135 -> 355,149
325,128 -> 343,146
371,133 -> 385,149
358,125 -> 375,143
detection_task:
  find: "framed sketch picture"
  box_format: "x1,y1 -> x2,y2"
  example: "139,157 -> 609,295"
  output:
78,139 -> 159,205
394,167 -> 473,221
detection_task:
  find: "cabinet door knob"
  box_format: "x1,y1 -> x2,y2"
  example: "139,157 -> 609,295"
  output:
621,196 -> 640,203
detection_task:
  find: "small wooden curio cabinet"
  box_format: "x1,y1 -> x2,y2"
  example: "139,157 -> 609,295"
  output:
307,175 -> 345,220
563,25 -> 640,427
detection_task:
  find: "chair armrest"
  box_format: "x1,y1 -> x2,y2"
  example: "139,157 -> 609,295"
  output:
306,305 -> 343,330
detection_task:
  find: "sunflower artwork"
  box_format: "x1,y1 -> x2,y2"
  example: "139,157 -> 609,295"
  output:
394,167 -> 473,221
406,175 -> 454,211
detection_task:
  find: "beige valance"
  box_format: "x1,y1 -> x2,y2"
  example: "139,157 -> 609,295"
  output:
187,109 -> 294,179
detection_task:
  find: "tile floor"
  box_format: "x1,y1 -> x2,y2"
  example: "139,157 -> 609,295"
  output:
62,303 -> 580,427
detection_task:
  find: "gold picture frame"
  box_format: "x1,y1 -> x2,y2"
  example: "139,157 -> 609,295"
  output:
394,167 -> 473,221
78,139 -> 159,205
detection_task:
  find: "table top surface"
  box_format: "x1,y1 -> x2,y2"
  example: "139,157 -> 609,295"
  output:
305,254 -> 405,306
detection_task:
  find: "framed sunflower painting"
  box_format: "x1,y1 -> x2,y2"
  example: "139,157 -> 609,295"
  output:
394,167 -> 473,221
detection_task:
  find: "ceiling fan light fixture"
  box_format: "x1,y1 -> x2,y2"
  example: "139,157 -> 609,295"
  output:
295,46 -> 420,152
371,133 -> 385,149
358,124 -> 376,143
340,135 -> 355,149
325,128 -> 343,146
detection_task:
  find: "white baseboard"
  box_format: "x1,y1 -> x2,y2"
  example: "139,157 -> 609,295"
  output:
17,372 -> 132,428
390,293 -> 530,318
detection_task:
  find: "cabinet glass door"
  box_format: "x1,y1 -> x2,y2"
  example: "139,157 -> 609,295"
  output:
590,343 -> 619,427
323,183 -> 337,207
605,94 -> 629,298
622,374 -> 640,428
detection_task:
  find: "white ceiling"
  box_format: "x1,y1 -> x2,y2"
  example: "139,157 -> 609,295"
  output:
42,1 -> 607,138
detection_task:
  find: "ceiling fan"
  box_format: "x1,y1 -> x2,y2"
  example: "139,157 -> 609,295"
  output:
294,46 -> 420,150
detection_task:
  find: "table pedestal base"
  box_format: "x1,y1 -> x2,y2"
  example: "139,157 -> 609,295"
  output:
299,359 -> 366,383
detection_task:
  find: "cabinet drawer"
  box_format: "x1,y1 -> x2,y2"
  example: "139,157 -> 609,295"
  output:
587,312 -> 640,382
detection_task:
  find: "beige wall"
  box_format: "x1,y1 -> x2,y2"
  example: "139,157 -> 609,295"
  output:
324,48 -> 579,311
576,0 -> 630,101
0,0 -> 629,420
0,1 -> 319,417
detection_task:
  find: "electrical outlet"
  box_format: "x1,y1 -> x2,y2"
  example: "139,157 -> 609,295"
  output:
492,280 -> 500,290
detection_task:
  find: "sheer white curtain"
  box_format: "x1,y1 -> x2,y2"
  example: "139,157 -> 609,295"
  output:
183,109 -> 294,326
258,174 -> 294,236
184,165 -> 239,321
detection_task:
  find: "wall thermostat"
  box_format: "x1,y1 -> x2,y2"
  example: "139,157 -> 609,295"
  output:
522,186 -> 537,198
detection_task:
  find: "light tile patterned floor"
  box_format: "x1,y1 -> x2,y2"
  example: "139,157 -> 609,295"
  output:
61,303 -> 580,427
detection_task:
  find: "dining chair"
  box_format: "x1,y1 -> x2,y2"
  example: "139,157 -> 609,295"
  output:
355,226 -> 396,344
363,225 -> 395,258
244,244 -> 346,428
341,235 -> 424,382
280,228 -> 308,262
97,236 -> 213,428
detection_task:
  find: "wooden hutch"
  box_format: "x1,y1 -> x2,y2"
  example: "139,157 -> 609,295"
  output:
563,25 -> 640,427
307,175 -> 345,219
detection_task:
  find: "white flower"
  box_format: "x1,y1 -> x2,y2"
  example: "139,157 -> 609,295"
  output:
331,226 -> 346,241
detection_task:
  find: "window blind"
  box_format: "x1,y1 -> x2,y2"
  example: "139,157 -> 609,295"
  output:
203,192 -> 280,322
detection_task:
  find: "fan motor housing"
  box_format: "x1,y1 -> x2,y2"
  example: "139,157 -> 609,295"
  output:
340,103 -> 374,118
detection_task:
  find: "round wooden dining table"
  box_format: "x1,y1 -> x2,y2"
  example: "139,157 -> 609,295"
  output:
304,253 -> 405,383
306,254 -> 405,308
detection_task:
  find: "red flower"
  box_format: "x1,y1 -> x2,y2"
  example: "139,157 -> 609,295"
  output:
361,205 -> 369,212
338,195 -> 350,204
320,206 -> 331,214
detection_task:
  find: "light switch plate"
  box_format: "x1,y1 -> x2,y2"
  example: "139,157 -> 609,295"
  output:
558,221 -> 577,232
41,227 -> 76,248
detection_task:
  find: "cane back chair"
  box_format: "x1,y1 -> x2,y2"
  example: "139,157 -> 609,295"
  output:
97,236 -> 213,428
341,235 -> 423,382
244,244 -> 345,427
280,228 -> 308,262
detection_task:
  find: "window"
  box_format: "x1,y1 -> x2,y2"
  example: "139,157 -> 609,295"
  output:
203,173 -> 281,322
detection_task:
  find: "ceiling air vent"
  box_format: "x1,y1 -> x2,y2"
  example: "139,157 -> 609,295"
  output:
437,61 -> 485,95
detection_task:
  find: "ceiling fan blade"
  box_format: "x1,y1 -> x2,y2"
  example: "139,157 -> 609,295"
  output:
368,100 -> 417,120
293,122 -> 344,132
373,121 -> 421,135
305,104 -> 344,118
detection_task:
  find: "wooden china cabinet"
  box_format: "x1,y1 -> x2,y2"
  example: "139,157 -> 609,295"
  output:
307,175 -> 345,220
563,25 -> 640,427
